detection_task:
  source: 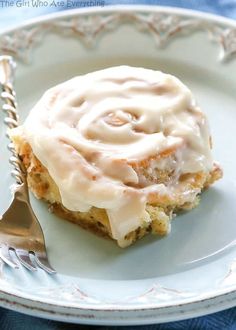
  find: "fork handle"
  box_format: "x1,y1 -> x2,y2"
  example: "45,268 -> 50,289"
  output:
0,56 -> 25,187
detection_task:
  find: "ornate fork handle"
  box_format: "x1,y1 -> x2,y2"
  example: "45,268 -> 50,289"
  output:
0,56 -> 56,274
0,56 -> 28,195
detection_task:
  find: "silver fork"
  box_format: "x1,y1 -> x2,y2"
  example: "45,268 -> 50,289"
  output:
0,55 -> 56,274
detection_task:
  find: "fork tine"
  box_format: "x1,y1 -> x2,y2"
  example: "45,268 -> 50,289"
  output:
0,245 -> 19,269
14,249 -> 37,271
33,253 -> 56,274
0,56 -> 57,275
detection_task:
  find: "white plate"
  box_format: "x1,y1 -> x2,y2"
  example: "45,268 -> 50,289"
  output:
0,5 -> 236,325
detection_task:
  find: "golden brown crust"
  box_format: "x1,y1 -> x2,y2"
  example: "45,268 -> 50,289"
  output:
11,136 -> 222,247
51,203 -> 112,238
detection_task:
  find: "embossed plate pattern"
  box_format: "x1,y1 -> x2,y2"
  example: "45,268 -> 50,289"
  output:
0,5 -> 236,325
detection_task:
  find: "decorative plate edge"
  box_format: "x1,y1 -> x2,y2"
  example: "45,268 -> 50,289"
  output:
0,11 -> 236,62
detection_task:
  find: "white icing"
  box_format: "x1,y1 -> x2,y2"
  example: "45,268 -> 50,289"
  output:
15,66 -> 214,242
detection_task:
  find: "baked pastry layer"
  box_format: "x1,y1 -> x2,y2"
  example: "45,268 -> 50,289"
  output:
11,136 -> 222,247
10,66 -> 223,247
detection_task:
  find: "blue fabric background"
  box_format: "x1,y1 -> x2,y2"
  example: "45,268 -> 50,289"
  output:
0,0 -> 236,329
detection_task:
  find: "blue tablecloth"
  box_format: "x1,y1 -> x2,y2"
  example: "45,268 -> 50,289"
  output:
0,1 -> 236,329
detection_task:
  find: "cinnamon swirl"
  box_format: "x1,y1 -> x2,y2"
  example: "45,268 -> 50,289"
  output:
10,66 -> 222,247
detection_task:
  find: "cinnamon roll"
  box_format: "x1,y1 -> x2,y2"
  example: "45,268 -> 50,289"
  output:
10,66 -> 222,247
